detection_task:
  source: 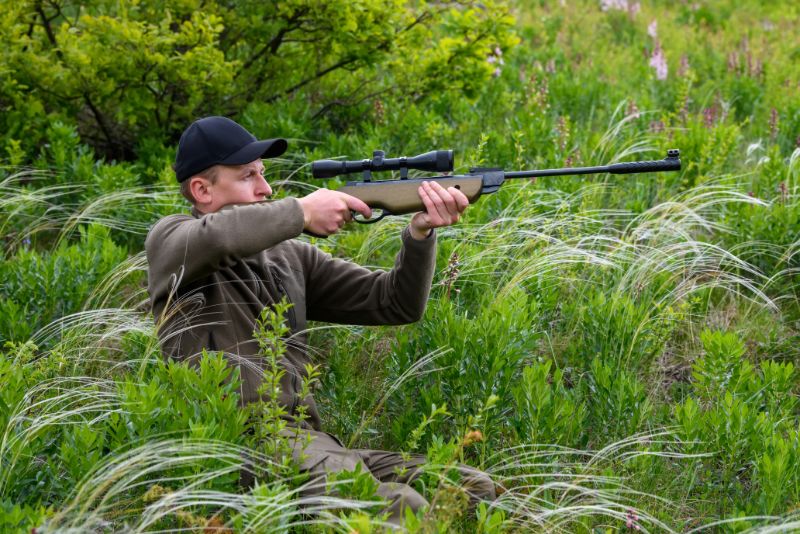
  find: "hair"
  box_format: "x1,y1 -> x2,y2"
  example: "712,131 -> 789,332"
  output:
179,165 -> 220,204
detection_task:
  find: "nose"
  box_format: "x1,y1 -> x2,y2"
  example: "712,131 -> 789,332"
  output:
256,174 -> 272,198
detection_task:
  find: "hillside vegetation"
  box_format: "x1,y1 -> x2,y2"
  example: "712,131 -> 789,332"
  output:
1,0 -> 799,531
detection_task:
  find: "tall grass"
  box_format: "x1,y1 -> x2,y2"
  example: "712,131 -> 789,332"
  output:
2,0 -> 799,531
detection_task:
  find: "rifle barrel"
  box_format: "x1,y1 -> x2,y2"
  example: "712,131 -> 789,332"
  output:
504,152 -> 681,179
505,165 -> 611,179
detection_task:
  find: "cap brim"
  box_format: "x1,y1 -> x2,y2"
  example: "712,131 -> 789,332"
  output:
220,138 -> 288,165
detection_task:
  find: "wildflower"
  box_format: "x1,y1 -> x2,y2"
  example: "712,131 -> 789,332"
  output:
769,108 -> 779,140
600,0 -> 639,14
487,47 -> 504,76
678,54 -> 691,77
600,0 -> 628,11
753,58 -> 763,78
626,509 -> 641,530
703,105 -> 717,129
727,51 -> 739,73
649,42 -> 668,80
627,100 -> 640,119
529,74 -> 550,111
204,516 -> 233,534
373,99 -> 385,124
441,252 -> 461,299
556,115 -> 570,154
647,20 -> 658,39
463,429 -> 484,446
143,484 -> 170,503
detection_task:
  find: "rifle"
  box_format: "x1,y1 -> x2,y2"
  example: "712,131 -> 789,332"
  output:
312,149 -> 681,222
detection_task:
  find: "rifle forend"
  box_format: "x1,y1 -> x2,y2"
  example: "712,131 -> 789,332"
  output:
311,149 -> 681,223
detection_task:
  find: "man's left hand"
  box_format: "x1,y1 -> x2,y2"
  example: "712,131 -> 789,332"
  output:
409,180 -> 469,240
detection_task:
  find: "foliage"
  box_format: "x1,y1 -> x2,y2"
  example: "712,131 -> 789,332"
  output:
0,0 -> 518,162
0,224 -> 127,345
1,0 -> 799,531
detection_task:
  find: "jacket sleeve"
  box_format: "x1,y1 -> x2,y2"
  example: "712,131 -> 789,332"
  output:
145,199 -> 305,300
303,226 -> 437,325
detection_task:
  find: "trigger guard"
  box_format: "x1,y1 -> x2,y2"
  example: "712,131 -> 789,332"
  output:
353,209 -> 389,224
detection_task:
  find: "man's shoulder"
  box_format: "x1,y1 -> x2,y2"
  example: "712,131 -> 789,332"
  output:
147,212 -> 192,235
144,213 -> 193,250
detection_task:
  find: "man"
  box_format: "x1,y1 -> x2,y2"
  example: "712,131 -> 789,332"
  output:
145,116 -> 495,525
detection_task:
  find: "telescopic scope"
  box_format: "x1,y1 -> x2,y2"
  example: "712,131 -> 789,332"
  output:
312,150 -> 454,179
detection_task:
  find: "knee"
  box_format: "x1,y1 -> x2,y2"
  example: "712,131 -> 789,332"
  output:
394,483 -> 429,512
379,482 -> 428,524
460,467 -> 496,504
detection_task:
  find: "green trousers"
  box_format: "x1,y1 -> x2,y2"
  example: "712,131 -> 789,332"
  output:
242,428 -> 496,527
292,429 -> 496,526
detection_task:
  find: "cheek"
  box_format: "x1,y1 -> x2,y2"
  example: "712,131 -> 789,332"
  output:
232,181 -> 254,199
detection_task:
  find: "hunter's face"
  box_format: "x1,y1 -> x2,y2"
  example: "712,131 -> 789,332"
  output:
199,159 -> 272,213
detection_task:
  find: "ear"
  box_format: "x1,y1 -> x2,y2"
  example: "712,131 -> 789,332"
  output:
188,176 -> 212,206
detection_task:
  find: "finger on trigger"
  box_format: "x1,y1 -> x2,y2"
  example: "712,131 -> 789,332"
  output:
342,193 -> 372,218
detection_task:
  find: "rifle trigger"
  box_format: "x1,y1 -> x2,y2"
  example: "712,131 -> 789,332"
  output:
353,209 -> 389,224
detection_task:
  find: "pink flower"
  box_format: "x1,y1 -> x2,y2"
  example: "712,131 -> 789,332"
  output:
647,20 -> 658,38
678,54 -> 691,77
600,0 -> 628,11
600,0 -> 640,16
626,509 -> 641,530
649,42 -> 668,80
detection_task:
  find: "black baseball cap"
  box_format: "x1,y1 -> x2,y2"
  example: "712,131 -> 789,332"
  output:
174,116 -> 288,182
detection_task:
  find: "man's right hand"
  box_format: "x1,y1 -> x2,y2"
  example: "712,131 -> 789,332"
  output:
298,189 -> 372,236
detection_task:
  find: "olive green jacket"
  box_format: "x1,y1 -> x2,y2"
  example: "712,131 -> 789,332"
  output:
145,198 -> 436,430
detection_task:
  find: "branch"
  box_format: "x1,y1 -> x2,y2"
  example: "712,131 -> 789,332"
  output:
310,86 -> 393,121
34,1 -> 61,55
234,8 -> 308,78
263,55 -> 363,104
81,93 -> 116,154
